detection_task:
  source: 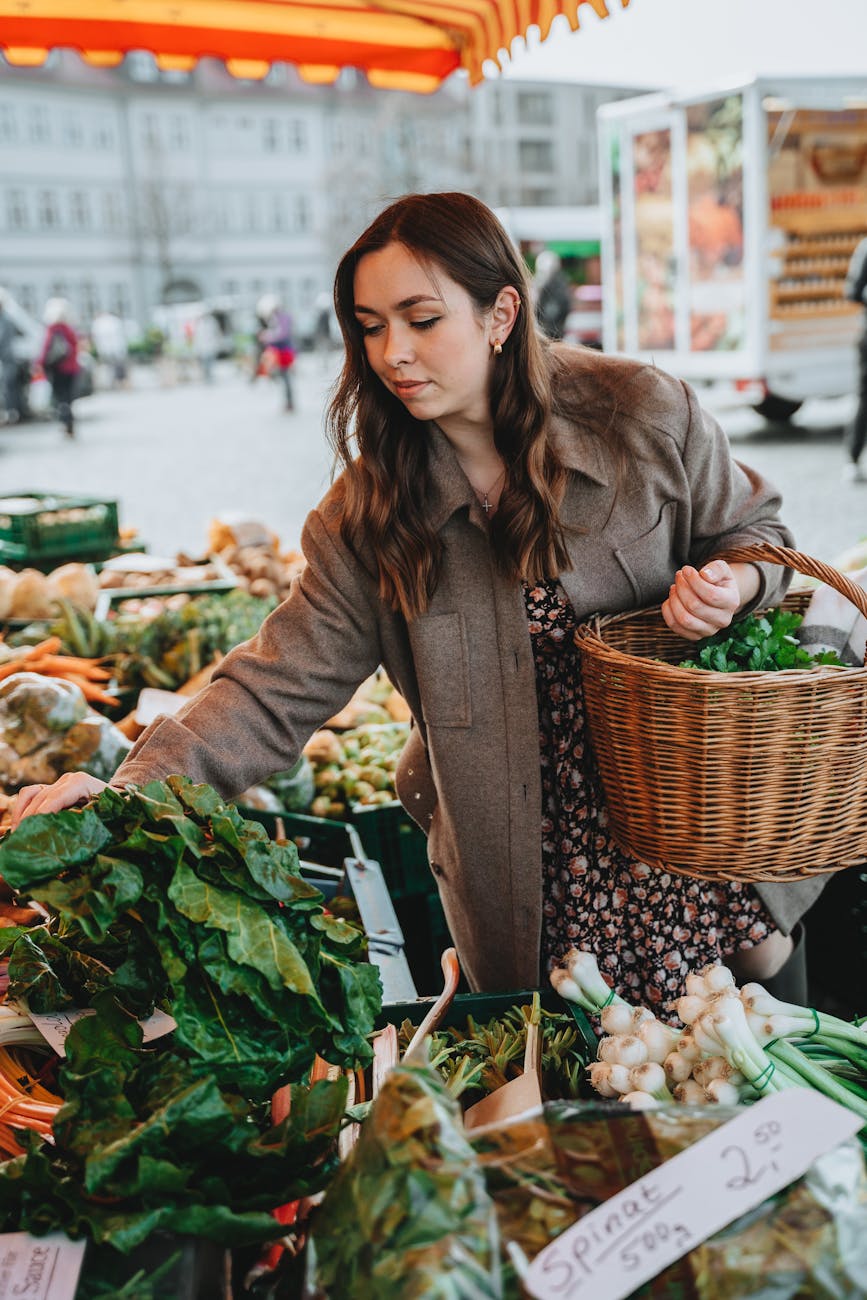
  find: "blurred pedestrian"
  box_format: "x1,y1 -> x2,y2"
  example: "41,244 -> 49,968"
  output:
39,298 -> 80,438
843,233 -> 867,483
90,310 -> 129,387
533,249 -> 572,341
257,294 -> 296,412
194,309 -> 221,385
90,310 -> 129,388
312,291 -> 336,371
0,289 -> 21,425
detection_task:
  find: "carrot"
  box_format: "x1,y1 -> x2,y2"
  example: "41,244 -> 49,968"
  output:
21,637 -> 62,659
61,675 -> 120,707
0,662 -> 27,683
30,656 -> 113,680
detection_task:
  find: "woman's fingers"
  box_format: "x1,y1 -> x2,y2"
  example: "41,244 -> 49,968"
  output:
10,773 -> 106,831
662,564 -> 740,640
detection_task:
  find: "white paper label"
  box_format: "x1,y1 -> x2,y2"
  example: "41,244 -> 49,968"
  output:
0,1232 -> 86,1300
524,1090 -> 862,1300
27,1007 -> 176,1057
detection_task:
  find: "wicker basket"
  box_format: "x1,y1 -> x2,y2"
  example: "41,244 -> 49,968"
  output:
575,543 -> 867,883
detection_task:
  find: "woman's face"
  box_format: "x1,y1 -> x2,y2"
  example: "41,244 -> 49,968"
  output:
353,242 -> 495,434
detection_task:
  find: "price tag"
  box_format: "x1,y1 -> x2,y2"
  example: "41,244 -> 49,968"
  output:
524,1090 -> 862,1300
26,1007 -> 176,1057
0,1232 -> 86,1299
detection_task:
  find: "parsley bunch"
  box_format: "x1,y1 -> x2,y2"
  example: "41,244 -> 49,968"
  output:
678,609 -> 842,673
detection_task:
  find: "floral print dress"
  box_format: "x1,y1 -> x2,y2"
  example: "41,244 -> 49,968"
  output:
524,579 -> 775,1014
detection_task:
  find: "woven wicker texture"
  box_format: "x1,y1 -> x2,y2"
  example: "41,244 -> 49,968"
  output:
575,544 -> 867,882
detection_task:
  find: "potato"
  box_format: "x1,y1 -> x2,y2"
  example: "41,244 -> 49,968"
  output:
9,569 -> 54,619
45,562 -> 100,611
0,567 -> 17,621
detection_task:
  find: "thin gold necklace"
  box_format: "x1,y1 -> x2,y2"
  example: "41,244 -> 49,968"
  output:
471,467 -> 506,515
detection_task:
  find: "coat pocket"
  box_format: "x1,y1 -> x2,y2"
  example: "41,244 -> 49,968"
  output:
614,500 -> 677,606
408,612 -> 471,728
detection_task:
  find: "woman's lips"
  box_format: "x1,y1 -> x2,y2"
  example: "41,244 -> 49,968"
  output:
393,380 -> 429,398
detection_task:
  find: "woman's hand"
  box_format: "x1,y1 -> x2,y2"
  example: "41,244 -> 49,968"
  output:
10,773 -> 107,832
661,561 -> 759,641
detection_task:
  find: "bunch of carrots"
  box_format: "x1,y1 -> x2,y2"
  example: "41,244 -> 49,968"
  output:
0,636 -> 120,709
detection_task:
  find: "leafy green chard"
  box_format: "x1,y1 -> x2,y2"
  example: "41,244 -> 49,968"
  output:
678,608 -> 843,673
0,778 -> 382,1257
0,776 -> 381,1095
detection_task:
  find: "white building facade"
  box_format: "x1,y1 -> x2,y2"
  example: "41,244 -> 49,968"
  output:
0,52 -> 637,338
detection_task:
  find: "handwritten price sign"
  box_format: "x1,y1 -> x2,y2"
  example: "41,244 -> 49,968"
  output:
524,1090 -> 862,1300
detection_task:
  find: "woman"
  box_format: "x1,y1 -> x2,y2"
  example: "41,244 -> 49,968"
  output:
12,193 -> 817,1009
39,297 -> 81,438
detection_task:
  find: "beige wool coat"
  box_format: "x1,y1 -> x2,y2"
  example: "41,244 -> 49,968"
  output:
116,351 -> 823,991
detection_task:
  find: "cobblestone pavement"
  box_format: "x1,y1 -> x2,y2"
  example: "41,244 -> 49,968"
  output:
0,356 -> 862,565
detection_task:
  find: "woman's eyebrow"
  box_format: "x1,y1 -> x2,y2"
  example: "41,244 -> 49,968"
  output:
354,294 -> 442,314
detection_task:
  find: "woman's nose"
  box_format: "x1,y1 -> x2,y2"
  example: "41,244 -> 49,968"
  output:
382,325 -> 414,368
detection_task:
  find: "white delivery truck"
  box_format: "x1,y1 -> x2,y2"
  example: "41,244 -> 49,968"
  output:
597,77 -> 867,420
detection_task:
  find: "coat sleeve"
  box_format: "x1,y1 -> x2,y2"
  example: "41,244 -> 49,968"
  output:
111,506 -> 383,798
679,379 -> 795,611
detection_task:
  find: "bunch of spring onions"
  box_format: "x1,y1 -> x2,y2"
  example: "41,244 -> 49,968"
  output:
551,947 -> 867,1119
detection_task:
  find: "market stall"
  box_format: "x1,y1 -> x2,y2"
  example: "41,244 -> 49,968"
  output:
1,491 -> 867,1295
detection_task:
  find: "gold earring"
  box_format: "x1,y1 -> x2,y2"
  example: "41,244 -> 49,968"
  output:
492,339 -> 503,355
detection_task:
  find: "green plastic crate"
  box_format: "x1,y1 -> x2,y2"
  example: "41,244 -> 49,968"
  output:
377,988 -> 598,1061
0,492 -> 119,565
347,801 -> 432,896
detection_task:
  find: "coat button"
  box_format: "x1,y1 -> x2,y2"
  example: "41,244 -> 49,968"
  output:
430,861 -> 445,877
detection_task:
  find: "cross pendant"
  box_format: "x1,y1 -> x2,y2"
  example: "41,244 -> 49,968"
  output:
482,496 -> 492,513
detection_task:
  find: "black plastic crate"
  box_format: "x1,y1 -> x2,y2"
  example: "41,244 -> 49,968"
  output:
240,808 -> 367,872
0,492 -> 119,566
347,801 -> 431,897
392,890 -> 455,998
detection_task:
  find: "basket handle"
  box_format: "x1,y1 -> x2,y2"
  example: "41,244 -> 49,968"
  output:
716,541 -> 867,624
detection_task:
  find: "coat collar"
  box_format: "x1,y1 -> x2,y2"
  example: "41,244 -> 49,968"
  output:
425,413 -> 611,535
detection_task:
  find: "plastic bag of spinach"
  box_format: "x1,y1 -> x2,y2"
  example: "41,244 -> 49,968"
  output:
307,1062 -> 867,1298
0,776 -> 381,1097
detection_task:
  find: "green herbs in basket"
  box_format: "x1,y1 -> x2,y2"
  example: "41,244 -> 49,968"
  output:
678,608 -> 843,673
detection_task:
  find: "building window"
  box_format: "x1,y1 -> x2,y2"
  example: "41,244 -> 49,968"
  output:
288,118 -> 307,152
517,91 -> 554,127
18,285 -> 37,314
63,112 -> 84,147
221,278 -> 239,297
70,191 -> 91,230
38,190 -> 60,230
142,113 -> 160,150
103,191 -> 124,233
80,280 -> 99,321
270,195 -> 286,232
93,114 -> 115,149
292,194 -> 310,232
168,114 -> 189,150
28,106 -> 50,144
245,195 -> 259,233
518,139 -> 554,172
263,118 -> 280,152
0,104 -> 16,143
109,283 -> 131,316
6,190 -> 28,231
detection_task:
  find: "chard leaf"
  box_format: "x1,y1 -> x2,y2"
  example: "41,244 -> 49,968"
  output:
0,808 -> 111,887
167,864 -> 317,997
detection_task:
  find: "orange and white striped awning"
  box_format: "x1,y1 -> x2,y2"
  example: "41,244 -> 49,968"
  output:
0,0 -> 632,92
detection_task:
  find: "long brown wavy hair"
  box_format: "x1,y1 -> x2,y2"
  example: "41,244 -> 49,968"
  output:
327,191 -> 572,620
